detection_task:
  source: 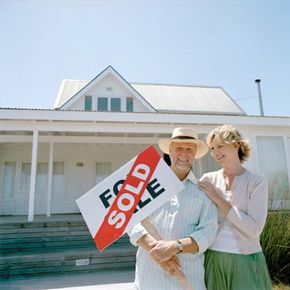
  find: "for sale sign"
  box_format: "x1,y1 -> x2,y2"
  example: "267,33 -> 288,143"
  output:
76,145 -> 184,251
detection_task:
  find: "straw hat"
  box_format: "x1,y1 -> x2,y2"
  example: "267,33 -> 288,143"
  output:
158,127 -> 209,159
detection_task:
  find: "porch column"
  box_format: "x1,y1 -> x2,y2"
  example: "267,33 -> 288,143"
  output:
47,142 -> 54,217
28,130 -> 39,222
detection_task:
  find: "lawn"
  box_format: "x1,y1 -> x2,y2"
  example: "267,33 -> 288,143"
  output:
273,284 -> 290,290
261,210 -> 290,290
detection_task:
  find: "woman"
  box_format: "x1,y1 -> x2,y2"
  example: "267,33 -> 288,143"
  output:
198,124 -> 272,290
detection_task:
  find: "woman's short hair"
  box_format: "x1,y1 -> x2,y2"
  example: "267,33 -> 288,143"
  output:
207,124 -> 251,163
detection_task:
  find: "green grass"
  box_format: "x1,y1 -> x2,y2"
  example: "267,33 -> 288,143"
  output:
260,210 -> 290,286
273,284 -> 290,290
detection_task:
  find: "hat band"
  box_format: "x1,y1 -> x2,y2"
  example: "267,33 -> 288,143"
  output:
171,136 -> 196,140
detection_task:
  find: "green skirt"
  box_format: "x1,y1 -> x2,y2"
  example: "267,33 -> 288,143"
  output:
205,250 -> 272,290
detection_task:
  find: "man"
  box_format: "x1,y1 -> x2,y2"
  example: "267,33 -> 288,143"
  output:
128,127 -> 218,290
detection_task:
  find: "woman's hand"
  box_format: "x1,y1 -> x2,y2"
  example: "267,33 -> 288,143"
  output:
198,181 -> 219,201
198,180 -> 232,215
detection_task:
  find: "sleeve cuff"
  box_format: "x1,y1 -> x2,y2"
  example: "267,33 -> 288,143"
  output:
127,224 -> 148,246
188,224 -> 218,254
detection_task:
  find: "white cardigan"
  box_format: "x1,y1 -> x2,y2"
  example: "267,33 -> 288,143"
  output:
200,169 -> 268,254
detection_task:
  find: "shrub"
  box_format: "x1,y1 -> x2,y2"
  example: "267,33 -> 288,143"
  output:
260,210 -> 290,285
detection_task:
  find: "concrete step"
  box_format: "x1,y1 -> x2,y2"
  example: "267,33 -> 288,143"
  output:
0,246 -> 136,279
0,216 -> 137,279
0,220 -> 130,254
0,269 -> 135,290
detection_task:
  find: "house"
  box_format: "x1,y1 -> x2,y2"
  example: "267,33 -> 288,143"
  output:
1,66 -> 289,222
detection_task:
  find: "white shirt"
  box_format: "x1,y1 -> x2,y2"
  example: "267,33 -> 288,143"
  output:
128,171 -> 218,290
211,191 -> 240,253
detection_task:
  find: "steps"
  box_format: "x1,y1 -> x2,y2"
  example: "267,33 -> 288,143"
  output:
0,215 -> 137,279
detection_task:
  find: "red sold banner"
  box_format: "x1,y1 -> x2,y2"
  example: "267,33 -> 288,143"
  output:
94,146 -> 160,251
76,145 -> 184,252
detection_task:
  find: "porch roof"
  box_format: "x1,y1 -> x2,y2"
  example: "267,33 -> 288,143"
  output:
0,108 -> 290,132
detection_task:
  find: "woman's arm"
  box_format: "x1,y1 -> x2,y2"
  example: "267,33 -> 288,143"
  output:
199,174 -> 268,238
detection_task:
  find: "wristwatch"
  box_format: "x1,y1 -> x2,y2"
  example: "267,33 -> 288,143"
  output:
176,240 -> 183,254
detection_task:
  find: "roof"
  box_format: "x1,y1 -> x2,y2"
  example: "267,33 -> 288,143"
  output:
54,79 -> 89,109
54,66 -> 245,116
131,83 -> 245,115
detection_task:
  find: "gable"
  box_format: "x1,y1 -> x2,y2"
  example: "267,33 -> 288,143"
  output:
55,66 -> 155,113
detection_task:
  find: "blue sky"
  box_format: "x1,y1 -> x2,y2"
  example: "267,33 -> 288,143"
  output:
0,0 -> 289,116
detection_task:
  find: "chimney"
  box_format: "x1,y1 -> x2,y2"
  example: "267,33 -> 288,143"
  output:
255,79 -> 264,116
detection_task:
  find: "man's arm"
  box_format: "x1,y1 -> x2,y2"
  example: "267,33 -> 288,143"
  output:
188,198 -> 218,254
149,200 -> 217,263
136,232 -> 157,251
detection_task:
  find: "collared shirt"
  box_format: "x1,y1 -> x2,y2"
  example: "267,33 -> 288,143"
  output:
128,171 -> 218,290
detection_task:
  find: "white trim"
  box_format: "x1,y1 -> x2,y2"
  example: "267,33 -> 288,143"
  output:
1,110 -> 290,127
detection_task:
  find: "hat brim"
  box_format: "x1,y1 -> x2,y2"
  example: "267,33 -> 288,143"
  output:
158,139 -> 209,159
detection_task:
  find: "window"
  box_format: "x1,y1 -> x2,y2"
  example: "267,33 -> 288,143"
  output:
52,162 -> 65,196
36,163 -> 48,190
20,163 -> 31,190
96,162 -> 111,184
256,136 -> 290,207
111,98 -> 121,112
98,97 -> 108,111
1,162 -> 16,198
126,97 -> 133,112
84,96 -> 92,111
20,162 -> 48,190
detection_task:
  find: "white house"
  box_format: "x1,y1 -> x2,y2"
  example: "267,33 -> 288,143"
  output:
1,66 -> 289,221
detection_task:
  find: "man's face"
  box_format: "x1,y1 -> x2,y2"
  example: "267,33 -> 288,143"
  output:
169,142 -> 197,176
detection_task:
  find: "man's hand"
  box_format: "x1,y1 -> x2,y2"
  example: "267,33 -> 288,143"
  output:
137,219 -> 195,290
159,255 -> 181,276
149,240 -> 178,263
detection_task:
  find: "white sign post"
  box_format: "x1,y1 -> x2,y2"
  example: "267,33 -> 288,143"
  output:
76,145 -> 184,251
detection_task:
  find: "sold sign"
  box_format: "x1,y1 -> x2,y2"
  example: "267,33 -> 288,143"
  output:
76,145 -> 184,252
94,146 -> 160,251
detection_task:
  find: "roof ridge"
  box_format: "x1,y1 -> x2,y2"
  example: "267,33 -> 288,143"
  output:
60,79 -> 222,89
130,82 -> 222,89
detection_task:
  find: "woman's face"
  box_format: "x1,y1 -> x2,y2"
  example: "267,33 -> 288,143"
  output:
210,135 -> 239,166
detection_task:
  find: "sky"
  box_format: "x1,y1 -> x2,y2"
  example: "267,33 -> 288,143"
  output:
0,0 -> 290,117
